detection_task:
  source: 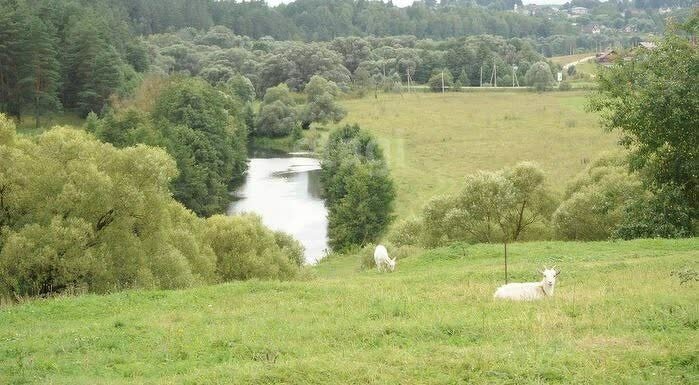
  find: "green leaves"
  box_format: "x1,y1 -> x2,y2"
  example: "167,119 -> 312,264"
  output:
589,20 -> 699,236
0,113 -> 299,298
321,124 -> 395,251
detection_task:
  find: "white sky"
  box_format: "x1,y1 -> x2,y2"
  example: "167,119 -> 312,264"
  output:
265,0 -> 571,6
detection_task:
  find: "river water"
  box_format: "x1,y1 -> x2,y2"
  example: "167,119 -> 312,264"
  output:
227,151 -> 328,264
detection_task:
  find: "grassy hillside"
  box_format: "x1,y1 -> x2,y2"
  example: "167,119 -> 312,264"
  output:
2,238 -> 697,384
340,91 -> 617,218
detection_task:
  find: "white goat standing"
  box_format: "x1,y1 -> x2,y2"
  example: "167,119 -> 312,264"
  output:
374,245 -> 396,272
493,267 -> 560,301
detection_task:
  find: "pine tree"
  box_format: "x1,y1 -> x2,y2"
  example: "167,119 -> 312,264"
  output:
21,16 -> 62,128
0,8 -> 29,119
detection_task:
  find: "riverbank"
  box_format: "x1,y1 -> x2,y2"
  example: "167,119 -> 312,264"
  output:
2,237 -> 696,384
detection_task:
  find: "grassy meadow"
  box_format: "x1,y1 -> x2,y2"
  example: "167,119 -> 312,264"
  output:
340,91 -> 617,219
1,238 -> 697,384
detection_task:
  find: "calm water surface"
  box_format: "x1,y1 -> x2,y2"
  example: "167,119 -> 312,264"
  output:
227,152 -> 328,264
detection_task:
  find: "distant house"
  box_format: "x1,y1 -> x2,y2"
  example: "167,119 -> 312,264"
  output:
570,7 -> 589,16
596,50 -> 619,66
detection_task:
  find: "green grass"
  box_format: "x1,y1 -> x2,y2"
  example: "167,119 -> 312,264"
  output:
1,238 -> 697,384
340,91 -> 617,219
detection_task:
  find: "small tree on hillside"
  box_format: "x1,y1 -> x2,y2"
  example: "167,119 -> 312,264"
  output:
424,162 -> 556,283
300,75 -> 346,129
525,61 -> 554,92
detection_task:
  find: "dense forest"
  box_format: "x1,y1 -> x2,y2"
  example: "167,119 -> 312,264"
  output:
1,0 -> 690,124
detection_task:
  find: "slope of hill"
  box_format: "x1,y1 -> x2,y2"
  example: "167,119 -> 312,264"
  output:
1,238 -> 697,384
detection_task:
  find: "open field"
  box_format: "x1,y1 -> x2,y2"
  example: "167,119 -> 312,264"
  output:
340,91 -> 618,219
1,238 -> 697,384
550,53 -> 596,66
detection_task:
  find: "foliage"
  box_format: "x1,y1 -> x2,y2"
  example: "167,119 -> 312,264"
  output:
321,125 -> 395,251
615,184 -> 695,240
226,74 -> 256,104
589,21 -> 698,236
300,76 -> 346,128
203,215 -> 301,281
0,1 -> 141,120
421,162 -> 556,247
525,61 -> 554,91
95,77 -> 248,217
388,217 -> 424,247
428,69 -> 454,92
0,114 -> 299,298
256,84 -> 298,137
552,155 -> 643,241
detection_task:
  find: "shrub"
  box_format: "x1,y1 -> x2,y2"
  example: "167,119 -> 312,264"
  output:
387,217 -> 424,246
203,215 -> 301,281
553,155 -> 643,240
559,81 -> 572,91
615,184 -> 695,239
421,162 -> 556,247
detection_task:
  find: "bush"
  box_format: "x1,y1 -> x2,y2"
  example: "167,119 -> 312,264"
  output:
387,217 -> 423,246
203,215 -> 301,281
421,162 -> 556,247
615,184 -> 695,239
559,81 -> 572,91
553,155 -> 643,240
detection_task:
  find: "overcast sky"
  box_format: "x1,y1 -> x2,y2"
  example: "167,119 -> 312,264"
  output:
265,0 -> 570,6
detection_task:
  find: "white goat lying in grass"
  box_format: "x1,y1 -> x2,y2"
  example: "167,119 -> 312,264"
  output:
374,245 -> 396,272
493,267 -> 560,301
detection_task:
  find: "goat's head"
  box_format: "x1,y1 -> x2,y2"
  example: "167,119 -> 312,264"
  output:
388,257 -> 396,272
539,266 -> 560,289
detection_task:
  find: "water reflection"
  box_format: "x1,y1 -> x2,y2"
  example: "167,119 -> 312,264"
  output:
227,153 -> 328,264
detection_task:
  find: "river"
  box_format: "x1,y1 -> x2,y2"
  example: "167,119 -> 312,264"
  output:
227,150 -> 328,264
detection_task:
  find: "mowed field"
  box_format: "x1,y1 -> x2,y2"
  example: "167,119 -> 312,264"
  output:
340,91 -> 617,218
1,238 -> 697,384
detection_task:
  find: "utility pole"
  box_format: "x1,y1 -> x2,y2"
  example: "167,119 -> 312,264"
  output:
493,62 -> 497,87
406,68 -> 411,93
441,70 -> 445,94
480,66 -> 483,87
